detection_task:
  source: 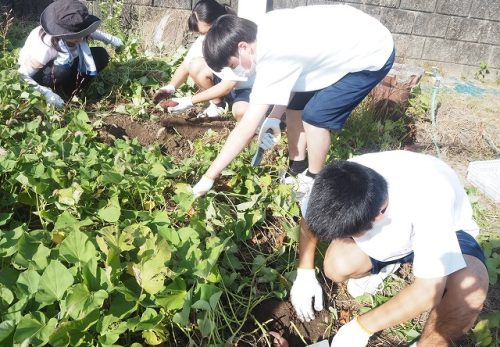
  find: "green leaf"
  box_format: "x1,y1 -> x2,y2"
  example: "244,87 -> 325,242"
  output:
36,260 -> 74,304
13,312 -> 56,347
16,268 -> 41,296
149,163 -> 166,177
0,320 -> 15,343
98,195 -> 121,223
191,299 -> 211,311
0,212 -> 12,226
59,229 -> 97,264
50,127 -> 67,142
63,284 -> 108,320
49,310 -> 99,347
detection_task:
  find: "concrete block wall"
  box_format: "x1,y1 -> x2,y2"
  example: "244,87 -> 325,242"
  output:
272,0 -> 500,78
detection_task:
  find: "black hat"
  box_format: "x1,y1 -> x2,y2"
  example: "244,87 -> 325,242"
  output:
40,0 -> 101,39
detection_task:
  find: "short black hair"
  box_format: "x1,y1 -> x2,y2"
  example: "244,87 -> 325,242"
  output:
203,15 -> 257,72
305,160 -> 388,242
188,0 -> 235,32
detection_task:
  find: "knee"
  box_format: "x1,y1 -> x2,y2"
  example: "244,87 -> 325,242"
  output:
232,102 -> 247,121
323,252 -> 353,283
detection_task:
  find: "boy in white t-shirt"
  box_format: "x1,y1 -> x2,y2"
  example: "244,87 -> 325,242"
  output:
291,150 -> 488,346
190,5 -> 395,196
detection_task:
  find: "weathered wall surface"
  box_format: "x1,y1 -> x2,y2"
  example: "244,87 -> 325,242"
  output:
4,0 -> 499,78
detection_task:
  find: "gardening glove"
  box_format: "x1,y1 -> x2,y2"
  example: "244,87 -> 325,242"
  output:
290,268 -> 324,322
192,175 -> 214,198
36,85 -> 65,108
108,35 -> 123,49
330,318 -> 372,347
168,96 -> 193,113
258,131 -> 279,150
153,84 -> 176,104
257,117 -> 281,150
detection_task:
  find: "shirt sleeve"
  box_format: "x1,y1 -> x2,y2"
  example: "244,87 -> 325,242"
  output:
411,181 -> 466,278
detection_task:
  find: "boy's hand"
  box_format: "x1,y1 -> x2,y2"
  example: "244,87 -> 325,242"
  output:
168,96 -> 193,113
257,117 -> 281,148
153,84 -> 176,104
331,318 -> 372,347
192,176 -> 214,197
290,268 -> 324,322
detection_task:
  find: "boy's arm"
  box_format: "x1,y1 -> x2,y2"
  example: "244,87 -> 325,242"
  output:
298,218 -> 318,269
191,80 -> 237,104
358,276 -> 447,333
204,103 -> 269,179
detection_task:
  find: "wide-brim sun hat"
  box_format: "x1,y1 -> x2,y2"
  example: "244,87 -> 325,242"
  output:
40,0 -> 101,39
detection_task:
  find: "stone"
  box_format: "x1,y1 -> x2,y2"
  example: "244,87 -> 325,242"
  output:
470,0 -> 500,20
271,0 -> 307,9
153,0 -> 191,9
393,34 -> 426,59
436,0 -> 473,16
446,17 -> 490,43
413,12 -> 449,37
422,37 -> 491,66
378,8 -> 416,34
400,0 -> 437,12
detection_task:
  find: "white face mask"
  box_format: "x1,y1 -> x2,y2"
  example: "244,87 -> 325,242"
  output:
232,48 -> 255,79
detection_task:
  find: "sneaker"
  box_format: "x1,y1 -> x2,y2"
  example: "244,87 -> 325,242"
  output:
347,263 -> 400,298
198,100 -> 227,118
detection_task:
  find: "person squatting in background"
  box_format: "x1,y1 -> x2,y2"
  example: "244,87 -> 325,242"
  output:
152,0 -> 255,120
17,0 -> 123,108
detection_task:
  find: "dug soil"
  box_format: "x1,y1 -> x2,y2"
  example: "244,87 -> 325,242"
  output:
98,112 -> 233,160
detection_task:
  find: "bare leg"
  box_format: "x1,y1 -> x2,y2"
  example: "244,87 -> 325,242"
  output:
323,237 -> 372,283
303,122 -> 330,174
231,101 -> 248,122
418,255 -> 488,346
286,109 -> 306,160
188,57 -> 223,104
286,109 -> 307,161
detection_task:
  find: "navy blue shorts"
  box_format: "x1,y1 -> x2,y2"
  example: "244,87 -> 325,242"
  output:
288,49 -> 395,130
370,230 -> 487,274
212,75 -> 250,105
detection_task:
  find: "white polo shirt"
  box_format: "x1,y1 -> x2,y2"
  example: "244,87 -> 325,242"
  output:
185,35 -> 255,90
302,151 -> 479,279
250,4 -> 394,105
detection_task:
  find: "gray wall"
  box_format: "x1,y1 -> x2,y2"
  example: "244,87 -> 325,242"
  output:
5,0 -> 499,79
273,0 -> 499,79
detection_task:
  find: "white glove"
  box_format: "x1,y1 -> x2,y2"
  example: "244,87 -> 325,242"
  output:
290,268 -> 324,322
331,318 -> 373,347
36,86 -> 65,108
192,175 -> 214,198
258,132 -> 279,150
109,35 -> 123,48
153,84 -> 176,104
257,117 -> 281,149
168,96 -> 193,113
199,101 -> 226,118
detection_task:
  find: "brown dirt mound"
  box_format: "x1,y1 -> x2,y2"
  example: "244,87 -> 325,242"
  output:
97,113 -> 234,159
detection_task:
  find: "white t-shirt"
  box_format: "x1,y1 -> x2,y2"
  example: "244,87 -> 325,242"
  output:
250,5 -> 394,105
18,26 -> 116,76
350,151 -> 479,278
184,35 -> 255,90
